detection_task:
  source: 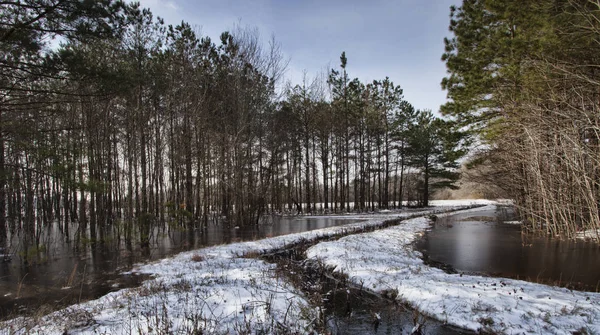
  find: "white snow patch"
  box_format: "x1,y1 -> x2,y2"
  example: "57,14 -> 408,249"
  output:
306,205 -> 600,334
576,229 -> 600,241
503,220 -> 523,225
428,199 -> 501,207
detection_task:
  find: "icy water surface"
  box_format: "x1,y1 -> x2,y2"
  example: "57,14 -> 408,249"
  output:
416,207 -> 600,291
0,216 -> 361,319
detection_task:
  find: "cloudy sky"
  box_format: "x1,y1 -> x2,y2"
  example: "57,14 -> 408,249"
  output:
134,0 -> 460,113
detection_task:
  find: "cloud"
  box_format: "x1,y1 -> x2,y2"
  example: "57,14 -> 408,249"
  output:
165,1 -> 178,10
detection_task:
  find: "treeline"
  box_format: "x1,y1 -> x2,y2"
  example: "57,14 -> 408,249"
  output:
0,0 -> 464,245
443,0 -> 600,238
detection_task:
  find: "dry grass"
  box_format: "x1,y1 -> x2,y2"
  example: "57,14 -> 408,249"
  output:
190,253 -> 204,262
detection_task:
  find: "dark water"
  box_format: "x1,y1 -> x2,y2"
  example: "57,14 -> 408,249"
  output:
324,286 -> 470,335
0,216 -> 361,319
265,243 -> 471,335
416,206 -> 600,291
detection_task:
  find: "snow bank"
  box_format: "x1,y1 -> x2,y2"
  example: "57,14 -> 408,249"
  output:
428,199 -> 501,207
1,204 -> 477,334
576,229 -> 600,241
306,205 -> 600,334
503,220 -> 523,225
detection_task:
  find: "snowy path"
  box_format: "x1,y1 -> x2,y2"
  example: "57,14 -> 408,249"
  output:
1,202 -> 486,334
306,205 -> 600,334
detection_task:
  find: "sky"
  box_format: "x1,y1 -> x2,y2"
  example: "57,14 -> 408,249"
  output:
134,0 -> 461,113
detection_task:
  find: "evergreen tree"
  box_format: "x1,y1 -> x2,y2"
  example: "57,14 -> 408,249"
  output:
389,100 -> 416,207
441,0 -> 600,237
0,0 -> 125,241
406,111 -> 464,207
370,77 -> 404,208
441,0 -> 548,138
328,52 -> 352,210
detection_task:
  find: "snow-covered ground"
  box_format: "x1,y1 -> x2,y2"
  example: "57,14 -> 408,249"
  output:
428,199 -> 502,207
4,257 -> 316,335
503,220 -> 523,225
577,229 -> 600,241
1,203 -> 483,335
306,205 -> 600,334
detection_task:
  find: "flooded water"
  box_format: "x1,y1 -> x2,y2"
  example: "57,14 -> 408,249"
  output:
323,286 -> 470,335
0,216 -> 361,319
415,206 -> 600,291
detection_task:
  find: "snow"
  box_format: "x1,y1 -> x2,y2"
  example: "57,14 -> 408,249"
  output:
1,203 -> 479,334
428,199 -> 501,207
576,229 -> 600,241
305,205 -> 600,334
4,257 -> 317,334
503,220 -> 523,225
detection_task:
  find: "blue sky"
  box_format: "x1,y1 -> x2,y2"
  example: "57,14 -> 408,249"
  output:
135,0 -> 460,113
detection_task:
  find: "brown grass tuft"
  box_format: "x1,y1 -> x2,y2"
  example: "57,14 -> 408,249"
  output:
191,254 -> 204,262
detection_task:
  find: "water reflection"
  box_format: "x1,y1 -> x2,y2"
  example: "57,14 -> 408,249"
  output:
416,207 -> 600,291
0,216 -> 360,319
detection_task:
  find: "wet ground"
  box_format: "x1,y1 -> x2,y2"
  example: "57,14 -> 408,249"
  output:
263,232 -> 472,335
415,206 -> 600,291
0,216 -> 361,319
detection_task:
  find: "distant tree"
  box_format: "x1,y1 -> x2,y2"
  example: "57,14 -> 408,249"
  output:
369,77 -> 404,208
313,99 -> 333,210
285,75 -> 322,213
389,100 -> 416,208
406,111 -> 465,207
328,52 -> 352,210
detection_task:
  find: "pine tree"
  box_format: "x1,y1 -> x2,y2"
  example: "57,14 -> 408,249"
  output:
0,0 -> 125,241
441,0 -> 548,138
328,52 -> 352,210
370,77 -> 404,208
390,100 -> 416,208
440,0 -> 600,237
406,111 -> 464,207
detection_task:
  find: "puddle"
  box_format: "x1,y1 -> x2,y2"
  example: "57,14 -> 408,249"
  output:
416,206 -> 600,291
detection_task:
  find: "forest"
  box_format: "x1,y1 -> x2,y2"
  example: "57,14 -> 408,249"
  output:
3,0 -> 600,251
0,0 -> 464,247
442,0 -> 600,238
